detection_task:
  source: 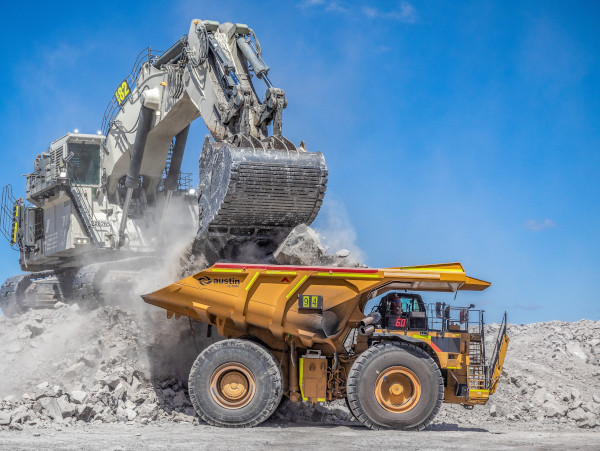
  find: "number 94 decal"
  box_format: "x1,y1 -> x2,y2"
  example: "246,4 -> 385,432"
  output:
114,79 -> 131,106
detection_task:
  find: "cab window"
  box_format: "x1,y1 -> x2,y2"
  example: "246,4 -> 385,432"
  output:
67,142 -> 101,185
401,297 -> 424,312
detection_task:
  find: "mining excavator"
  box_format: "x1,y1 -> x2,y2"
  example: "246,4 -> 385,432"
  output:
143,262 -> 509,430
0,19 -> 327,316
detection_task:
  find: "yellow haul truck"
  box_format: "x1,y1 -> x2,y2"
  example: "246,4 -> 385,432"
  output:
142,262 -> 509,430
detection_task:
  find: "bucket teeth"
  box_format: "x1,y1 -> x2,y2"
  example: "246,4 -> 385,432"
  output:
194,142 -> 328,261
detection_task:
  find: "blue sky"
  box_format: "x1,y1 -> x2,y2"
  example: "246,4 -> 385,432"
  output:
0,1 -> 598,323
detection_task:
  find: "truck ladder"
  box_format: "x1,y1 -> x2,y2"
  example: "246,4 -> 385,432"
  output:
467,334 -> 488,403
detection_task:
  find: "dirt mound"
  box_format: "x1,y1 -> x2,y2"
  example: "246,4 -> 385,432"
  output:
438,320 -> 600,429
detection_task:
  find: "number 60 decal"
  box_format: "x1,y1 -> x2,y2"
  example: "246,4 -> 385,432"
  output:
395,318 -> 407,328
114,79 -> 131,106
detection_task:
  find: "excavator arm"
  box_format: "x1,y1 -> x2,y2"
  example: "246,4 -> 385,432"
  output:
102,19 -> 327,259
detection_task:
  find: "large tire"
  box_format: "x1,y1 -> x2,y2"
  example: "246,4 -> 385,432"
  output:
188,339 -> 283,427
346,341 -> 443,430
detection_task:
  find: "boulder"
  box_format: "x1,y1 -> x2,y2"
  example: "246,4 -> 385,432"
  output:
99,373 -> 122,389
172,412 -> 194,423
25,321 -> 45,337
2,395 -> 17,403
70,391 -> 88,405
531,388 -> 549,406
579,412 -> 597,428
116,406 -> 128,422
39,398 -> 64,422
34,382 -> 55,400
131,376 -> 142,393
274,224 -> 325,266
56,396 -> 77,418
137,402 -> 159,421
335,249 -> 351,258
0,412 -> 11,426
544,401 -> 566,418
125,408 -> 137,421
76,405 -> 95,422
566,343 -> 587,361
567,407 -> 587,422
171,391 -> 189,408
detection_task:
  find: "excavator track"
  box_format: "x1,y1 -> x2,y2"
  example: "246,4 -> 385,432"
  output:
0,271 -> 73,317
72,257 -> 158,307
194,142 -> 328,261
0,274 -> 31,317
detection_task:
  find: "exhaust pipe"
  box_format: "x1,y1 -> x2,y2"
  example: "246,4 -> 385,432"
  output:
360,312 -> 381,328
358,312 -> 381,336
359,324 -> 375,336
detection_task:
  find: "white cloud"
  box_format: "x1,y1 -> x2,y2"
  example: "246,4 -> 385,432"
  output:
299,0 -> 326,7
362,1 -> 418,23
525,219 -> 556,232
363,6 -> 378,18
299,1 -> 417,21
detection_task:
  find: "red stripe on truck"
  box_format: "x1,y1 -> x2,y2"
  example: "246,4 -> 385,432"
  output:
212,263 -> 378,274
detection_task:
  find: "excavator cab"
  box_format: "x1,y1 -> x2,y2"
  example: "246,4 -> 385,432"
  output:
66,142 -> 101,186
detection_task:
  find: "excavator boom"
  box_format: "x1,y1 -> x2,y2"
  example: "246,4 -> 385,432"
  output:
102,19 -> 328,259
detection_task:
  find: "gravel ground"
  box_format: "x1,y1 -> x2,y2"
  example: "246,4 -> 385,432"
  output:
1,423 -> 599,450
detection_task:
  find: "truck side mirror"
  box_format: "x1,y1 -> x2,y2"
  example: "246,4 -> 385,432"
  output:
435,302 -> 443,318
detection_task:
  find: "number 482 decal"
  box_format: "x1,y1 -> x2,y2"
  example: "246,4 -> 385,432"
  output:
114,79 -> 131,106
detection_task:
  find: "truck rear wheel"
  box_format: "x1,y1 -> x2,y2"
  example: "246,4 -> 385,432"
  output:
188,339 -> 283,427
346,341 -> 443,430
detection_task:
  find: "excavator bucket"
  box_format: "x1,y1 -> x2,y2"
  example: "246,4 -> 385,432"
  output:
194,140 -> 328,261
488,312 -> 509,394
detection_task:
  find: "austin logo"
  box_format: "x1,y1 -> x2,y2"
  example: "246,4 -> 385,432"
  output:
197,276 -> 240,287
198,276 -> 212,286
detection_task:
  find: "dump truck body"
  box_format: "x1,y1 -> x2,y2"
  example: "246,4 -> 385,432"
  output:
143,262 -> 508,429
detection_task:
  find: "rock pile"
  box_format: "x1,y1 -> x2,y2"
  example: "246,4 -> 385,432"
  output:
0,303 -> 214,431
439,320 -> 600,429
273,224 -> 362,267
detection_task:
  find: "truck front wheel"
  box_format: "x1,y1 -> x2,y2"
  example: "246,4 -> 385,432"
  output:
346,341 -> 443,430
188,339 -> 283,427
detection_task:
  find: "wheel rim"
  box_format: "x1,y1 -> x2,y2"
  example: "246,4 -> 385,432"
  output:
210,363 -> 255,409
375,366 -> 421,413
